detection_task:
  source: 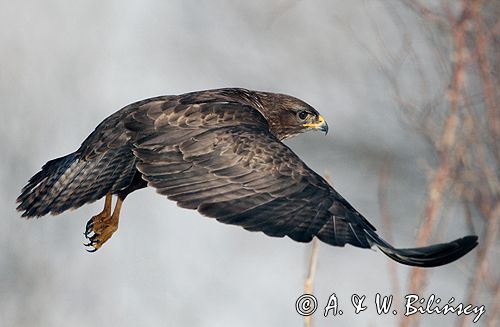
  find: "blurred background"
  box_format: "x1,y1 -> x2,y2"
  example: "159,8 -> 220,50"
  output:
1,1 -> 498,326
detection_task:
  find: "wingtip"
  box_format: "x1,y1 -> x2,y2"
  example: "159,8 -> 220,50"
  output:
461,234 -> 479,244
455,234 -> 479,252
375,234 -> 479,268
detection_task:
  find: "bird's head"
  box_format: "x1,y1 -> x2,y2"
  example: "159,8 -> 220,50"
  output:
255,91 -> 329,140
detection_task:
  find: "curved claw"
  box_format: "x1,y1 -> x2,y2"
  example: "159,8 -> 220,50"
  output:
86,219 -> 94,229
84,234 -> 100,252
82,194 -> 121,252
84,221 -> 94,236
86,247 -> 98,253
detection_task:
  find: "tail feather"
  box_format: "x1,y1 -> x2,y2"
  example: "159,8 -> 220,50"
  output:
16,147 -> 137,218
17,153 -> 79,217
366,230 -> 478,267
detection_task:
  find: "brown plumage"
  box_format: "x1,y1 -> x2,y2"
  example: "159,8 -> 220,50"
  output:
17,88 -> 478,266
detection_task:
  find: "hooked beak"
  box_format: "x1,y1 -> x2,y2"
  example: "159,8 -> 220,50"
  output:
303,115 -> 329,135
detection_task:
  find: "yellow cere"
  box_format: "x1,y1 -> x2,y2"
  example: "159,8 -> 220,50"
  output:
303,115 -> 325,128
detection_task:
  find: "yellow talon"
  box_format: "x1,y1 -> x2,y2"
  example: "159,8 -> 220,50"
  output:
84,193 -> 123,251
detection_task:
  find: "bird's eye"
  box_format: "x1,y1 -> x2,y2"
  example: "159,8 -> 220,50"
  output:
297,111 -> 309,121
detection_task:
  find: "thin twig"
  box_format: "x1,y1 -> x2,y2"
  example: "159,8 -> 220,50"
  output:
304,237 -> 320,295
302,175 -> 329,327
401,1 -> 472,326
303,238 -> 319,327
471,0 -> 500,164
377,156 -> 401,314
459,203 -> 500,327
486,280 -> 500,327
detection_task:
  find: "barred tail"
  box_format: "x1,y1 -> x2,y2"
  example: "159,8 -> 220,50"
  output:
17,153 -> 80,217
17,146 -> 138,218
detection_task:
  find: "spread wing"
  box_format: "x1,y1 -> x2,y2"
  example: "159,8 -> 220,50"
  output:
125,100 -> 376,248
18,90 -> 478,267
125,99 -> 478,267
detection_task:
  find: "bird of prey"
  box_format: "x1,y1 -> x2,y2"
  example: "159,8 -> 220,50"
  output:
17,88 -> 478,267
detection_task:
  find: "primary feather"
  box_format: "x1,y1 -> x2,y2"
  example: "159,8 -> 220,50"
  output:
17,88 -> 478,267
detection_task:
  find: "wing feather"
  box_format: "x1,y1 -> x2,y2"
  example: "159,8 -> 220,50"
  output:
126,92 -> 478,267
18,88 -> 476,267
126,102 -> 375,248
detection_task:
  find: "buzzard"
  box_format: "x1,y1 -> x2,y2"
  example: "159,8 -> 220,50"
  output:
17,88 -> 477,267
